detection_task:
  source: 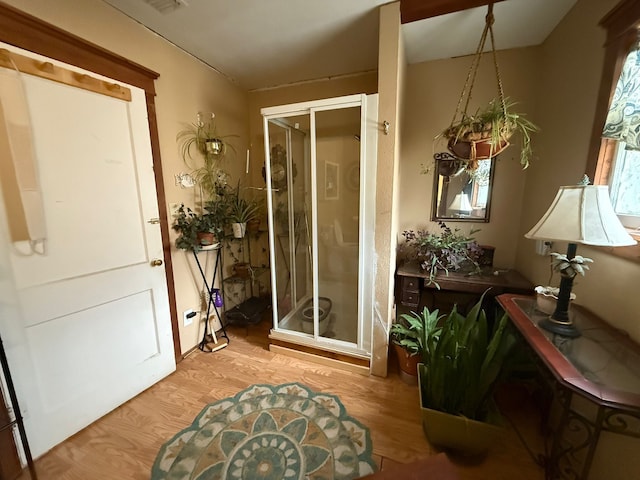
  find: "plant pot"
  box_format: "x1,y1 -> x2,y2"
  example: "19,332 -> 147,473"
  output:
246,218 -> 261,233
232,222 -> 247,238
232,262 -> 251,279
204,138 -> 224,155
392,342 -> 419,385
447,137 -> 510,166
197,232 -> 216,246
418,364 -> 503,456
534,286 -> 576,315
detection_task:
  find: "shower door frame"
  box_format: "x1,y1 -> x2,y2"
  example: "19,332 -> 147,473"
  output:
262,94 -> 377,358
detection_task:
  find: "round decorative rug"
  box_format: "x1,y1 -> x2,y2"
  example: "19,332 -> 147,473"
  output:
151,383 -> 377,480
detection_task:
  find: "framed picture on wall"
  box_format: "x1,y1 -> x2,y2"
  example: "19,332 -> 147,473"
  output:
325,161 -> 339,200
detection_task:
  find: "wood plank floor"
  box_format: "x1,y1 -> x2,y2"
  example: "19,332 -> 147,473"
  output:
19,318 -> 546,479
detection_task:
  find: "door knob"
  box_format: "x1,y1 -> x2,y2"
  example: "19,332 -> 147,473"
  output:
150,259 -> 163,267
147,218 -> 160,224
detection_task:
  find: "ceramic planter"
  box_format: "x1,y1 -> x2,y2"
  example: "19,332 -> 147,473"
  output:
197,232 -> 216,246
418,364 -> 503,456
392,342 -> 419,385
232,222 -> 247,238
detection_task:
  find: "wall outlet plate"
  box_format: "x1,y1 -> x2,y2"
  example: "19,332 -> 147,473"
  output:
183,309 -> 196,326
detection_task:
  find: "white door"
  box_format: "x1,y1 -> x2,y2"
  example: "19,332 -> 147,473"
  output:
0,46 -> 175,456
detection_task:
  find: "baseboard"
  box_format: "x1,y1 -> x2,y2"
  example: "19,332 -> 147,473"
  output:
269,344 -> 370,376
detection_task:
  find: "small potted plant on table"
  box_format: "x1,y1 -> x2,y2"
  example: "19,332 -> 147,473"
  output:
400,222 -> 484,289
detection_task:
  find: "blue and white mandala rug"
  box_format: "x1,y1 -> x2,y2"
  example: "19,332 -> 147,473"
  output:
151,383 -> 377,480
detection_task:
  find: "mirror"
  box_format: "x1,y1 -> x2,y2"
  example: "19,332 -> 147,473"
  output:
431,152 -> 495,222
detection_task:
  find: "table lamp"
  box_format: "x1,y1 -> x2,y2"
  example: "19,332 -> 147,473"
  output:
448,193 -> 473,216
525,181 -> 637,337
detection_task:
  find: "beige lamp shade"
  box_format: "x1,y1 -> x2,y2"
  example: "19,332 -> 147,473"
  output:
448,193 -> 473,213
525,185 -> 637,247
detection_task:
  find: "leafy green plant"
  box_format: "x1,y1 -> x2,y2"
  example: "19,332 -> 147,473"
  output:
228,186 -> 260,224
439,97 -> 538,169
391,307 -> 443,356
176,117 -> 237,201
401,222 -> 483,288
172,204 -> 216,251
176,118 -> 237,164
418,294 -> 516,421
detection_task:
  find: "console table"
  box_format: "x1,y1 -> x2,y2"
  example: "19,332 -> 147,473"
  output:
396,261 -> 533,315
497,294 -> 640,480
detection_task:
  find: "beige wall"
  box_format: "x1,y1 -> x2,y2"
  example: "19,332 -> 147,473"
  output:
372,1 -> 406,376
515,0 -> 640,344
399,47 -> 540,268
5,0 -> 250,354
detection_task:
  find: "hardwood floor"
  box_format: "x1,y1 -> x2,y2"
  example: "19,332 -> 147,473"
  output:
18,318 -> 545,479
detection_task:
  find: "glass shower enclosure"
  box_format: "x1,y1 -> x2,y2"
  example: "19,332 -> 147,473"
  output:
261,94 -> 377,358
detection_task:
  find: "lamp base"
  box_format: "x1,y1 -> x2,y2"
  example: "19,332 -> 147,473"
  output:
539,317 -> 581,338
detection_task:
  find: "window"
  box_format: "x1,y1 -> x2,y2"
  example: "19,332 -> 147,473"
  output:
587,0 -> 640,248
609,143 -> 640,228
601,46 -> 640,230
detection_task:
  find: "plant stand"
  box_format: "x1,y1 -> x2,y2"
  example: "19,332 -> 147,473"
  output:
192,245 -> 229,352
0,334 -> 37,479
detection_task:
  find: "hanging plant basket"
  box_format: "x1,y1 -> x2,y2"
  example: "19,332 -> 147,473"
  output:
447,137 -> 510,170
437,5 -> 537,170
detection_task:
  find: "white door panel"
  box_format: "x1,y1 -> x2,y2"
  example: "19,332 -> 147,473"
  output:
0,43 -> 174,457
12,77 -> 147,288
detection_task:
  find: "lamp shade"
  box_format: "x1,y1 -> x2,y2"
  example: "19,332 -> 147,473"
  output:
448,193 -> 473,213
525,185 -> 637,247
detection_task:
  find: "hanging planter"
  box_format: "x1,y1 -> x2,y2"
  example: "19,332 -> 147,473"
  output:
437,4 -> 538,170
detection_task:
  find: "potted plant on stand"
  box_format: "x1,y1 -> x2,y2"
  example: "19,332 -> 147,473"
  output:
417,293 -> 516,456
228,187 -> 260,239
173,204 -> 218,252
390,307 -> 442,384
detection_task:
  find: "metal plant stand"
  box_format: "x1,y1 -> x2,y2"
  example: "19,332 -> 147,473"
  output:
192,245 -> 229,352
0,334 -> 37,479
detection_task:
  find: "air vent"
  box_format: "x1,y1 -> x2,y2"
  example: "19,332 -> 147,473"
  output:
143,0 -> 188,14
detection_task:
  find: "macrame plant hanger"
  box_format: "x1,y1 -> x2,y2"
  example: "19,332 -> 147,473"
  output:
446,3 -> 509,170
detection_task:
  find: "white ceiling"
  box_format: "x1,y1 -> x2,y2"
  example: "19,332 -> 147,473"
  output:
102,0 -> 577,91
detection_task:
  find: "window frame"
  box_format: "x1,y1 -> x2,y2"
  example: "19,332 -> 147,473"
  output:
586,0 -> 640,260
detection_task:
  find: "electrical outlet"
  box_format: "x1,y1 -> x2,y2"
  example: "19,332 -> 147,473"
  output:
169,202 -> 181,218
183,309 -> 196,326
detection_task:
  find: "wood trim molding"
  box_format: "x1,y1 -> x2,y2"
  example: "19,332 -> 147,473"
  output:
0,47 -> 132,101
0,1 -> 182,363
0,1 -> 157,93
400,0 -> 506,24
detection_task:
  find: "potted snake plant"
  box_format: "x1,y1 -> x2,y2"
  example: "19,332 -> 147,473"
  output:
417,293 -> 516,456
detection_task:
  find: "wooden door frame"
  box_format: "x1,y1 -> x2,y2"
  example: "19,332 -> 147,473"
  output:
0,1 -> 181,365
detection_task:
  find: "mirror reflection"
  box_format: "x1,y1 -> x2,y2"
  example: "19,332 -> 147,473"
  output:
432,152 -> 495,222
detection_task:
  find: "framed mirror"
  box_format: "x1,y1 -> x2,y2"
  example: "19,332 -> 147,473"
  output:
431,152 -> 495,222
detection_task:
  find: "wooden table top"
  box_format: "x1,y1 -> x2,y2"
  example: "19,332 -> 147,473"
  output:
397,261 -> 534,295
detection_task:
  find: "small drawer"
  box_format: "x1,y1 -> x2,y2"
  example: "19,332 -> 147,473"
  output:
401,277 -> 420,292
401,291 -> 420,307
